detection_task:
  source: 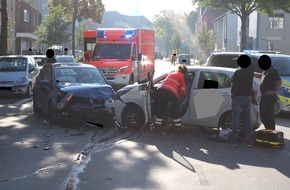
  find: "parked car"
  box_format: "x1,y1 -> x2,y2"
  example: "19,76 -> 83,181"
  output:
55,55 -> 76,63
0,55 -> 40,97
30,55 -> 46,69
205,51 -> 290,115
33,63 -> 115,124
178,54 -> 190,65
105,66 -> 261,130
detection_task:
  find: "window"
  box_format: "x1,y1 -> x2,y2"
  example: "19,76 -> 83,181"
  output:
197,71 -> 231,89
269,14 -> 284,29
24,9 -> 30,23
32,14 -> 37,26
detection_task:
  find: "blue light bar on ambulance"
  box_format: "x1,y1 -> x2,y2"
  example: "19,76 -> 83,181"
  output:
97,30 -> 107,38
121,29 -> 137,39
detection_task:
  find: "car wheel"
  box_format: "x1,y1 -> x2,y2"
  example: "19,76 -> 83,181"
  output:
121,104 -> 145,128
25,84 -> 32,98
274,97 -> 281,116
219,112 -> 232,130
33,94 -> 41,114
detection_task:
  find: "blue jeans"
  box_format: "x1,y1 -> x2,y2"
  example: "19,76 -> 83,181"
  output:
230,96 -> 252,144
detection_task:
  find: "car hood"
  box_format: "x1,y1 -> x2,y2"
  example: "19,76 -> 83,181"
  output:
0,71 -> 26,81
57,83 -> 115,99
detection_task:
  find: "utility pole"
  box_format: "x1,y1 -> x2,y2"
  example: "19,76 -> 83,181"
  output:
0,0 -> 8,55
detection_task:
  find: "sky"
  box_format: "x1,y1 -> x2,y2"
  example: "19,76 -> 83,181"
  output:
102,0 -> 196,21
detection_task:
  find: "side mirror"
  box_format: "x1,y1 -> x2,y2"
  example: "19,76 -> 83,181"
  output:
108,80 -> 115,86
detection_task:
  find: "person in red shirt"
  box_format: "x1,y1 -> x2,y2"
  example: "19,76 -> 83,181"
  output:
154,64 -> 188,133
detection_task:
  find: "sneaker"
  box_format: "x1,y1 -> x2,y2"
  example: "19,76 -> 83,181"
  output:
227,141 -> 238,147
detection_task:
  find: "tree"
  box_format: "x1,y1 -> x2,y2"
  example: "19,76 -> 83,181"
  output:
153,10 -> 177,56
192,0 -> 290,51
49,0 -> 105,57
170,33 -> 182,53
196,22 -> 216,64
34,5 -> 70,47
0,0 -> 8,55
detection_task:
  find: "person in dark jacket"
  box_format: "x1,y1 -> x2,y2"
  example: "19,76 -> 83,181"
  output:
228,54 -> 254,147
254,54 -> 282,130
154,64 -> 188,133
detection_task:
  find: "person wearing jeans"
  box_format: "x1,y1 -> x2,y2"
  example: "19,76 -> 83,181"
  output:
229,54 -> 254,147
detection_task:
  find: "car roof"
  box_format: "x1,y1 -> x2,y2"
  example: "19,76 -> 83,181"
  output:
154,66 -> 236,81
0,55 -> 32,58
55,55 -> 74,57
210,52 -> 244,56
248,53 -> 290,58
50,63 -> 95,68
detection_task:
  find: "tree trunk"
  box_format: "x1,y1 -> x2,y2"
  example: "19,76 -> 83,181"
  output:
0,0 -> 8,55
71,4 -> 77,58
240,14 -> 247,52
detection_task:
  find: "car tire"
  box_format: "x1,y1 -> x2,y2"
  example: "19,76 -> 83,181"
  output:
33,94 -> 41,114
25,84 -> 32,98
219,112 -> 232,130
121,104 -> 145,128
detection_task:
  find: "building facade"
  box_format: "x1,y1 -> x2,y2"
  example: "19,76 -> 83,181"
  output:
15,0 -> 42,54
209,8 -> 290,54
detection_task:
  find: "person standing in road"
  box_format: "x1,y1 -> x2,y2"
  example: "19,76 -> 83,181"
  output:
228,54 -> 254,147
153,64 -> 188,133
254,54 -> 282,130
171,53 -> 177,66
64,48 -> 68,55
28,48 -> 34,55
44,49 -> 57,65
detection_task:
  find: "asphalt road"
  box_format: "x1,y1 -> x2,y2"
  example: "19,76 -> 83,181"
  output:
0,60 -> 290,190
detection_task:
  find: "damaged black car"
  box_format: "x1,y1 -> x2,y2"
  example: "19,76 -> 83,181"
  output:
32,63 -> 115,125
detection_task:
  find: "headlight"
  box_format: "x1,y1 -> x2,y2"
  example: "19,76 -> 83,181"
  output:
14,77 -> 27,84
116,89 -> 131,100
115,85 -> 136,100
57,92 -> 73,110
119,66 -> 129,72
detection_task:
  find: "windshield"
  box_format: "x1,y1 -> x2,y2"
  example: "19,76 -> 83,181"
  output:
56,56 -> 75,63
54,67 -> 107,84
272,57 -> 290,76
0,58 -> 27,72
92,44 -> 131,59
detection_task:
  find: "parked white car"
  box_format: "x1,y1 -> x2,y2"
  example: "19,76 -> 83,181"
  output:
0,55 -> 40,97
106,66 -> 261,130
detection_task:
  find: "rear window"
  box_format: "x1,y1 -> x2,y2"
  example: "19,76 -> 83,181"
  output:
207,54 -> 240,68
0,58 -> 27,71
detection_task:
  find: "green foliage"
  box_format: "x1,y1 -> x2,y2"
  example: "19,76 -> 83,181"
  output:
170,33 -> 182,53
196,22 -> 216,59
34,5 -> 69,47
153,10 -> 196,55
192,0 -> 290,51
49,0 -> 105,56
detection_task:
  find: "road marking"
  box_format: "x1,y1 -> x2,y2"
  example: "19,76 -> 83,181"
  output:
13,98 -> 32,106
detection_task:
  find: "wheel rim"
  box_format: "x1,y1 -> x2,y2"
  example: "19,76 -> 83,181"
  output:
122,105 -> 144,128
